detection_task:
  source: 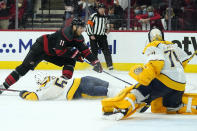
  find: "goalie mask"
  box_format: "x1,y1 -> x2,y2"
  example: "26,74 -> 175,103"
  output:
148,27 -> 164,42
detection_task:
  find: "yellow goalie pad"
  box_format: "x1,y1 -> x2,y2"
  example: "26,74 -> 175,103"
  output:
178,93 -> 197,114
129,61 -> 164,86
151,97 -> 167,113
151,93 -> 197,115
101,85 -> 140,119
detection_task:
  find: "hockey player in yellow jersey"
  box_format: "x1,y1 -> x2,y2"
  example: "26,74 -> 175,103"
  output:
19,74 -> 124,101
101,27 -> 197,120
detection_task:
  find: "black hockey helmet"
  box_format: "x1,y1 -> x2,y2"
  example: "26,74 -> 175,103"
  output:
148,27 -> 164,42
71,17 -> 85,27
98,3 -> 106,9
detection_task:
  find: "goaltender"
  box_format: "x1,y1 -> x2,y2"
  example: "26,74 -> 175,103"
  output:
101,27 -> 197,120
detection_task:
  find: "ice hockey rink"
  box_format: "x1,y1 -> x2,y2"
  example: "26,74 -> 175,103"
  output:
0,69 -> 197,131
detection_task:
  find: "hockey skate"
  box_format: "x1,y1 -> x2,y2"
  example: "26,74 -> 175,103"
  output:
0,84 -> 6,94
108,66 -> 114,71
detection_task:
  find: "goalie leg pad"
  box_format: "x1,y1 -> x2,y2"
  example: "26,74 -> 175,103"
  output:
151,97 -> 167,113
151,93 -> 197,114
151,97 -> 179,114
178,93 -> 197,114
102,86 -> 134,112
102,85 -> 140,119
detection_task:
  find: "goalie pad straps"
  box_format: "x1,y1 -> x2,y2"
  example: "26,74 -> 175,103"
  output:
178,93 -> 197,114
102,86 -> 135,113
102,86 -> 142,119
131,89 -> 149,103
122,93 -> 139,119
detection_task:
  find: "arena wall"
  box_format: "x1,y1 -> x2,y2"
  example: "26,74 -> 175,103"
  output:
0,30 -> 196,72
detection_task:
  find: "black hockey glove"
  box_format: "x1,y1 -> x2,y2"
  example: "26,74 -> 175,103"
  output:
92,60 -> 103,73
66,48 -> 84,62
75,52 -> 84,62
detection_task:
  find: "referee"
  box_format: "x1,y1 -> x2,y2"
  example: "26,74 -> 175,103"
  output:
86,3 -> 113,70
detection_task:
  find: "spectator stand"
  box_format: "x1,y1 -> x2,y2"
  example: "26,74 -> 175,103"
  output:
9,0 -> 28,29
5,0 -> 197,31
0,0 -> 13,30
37,0 -> 64,29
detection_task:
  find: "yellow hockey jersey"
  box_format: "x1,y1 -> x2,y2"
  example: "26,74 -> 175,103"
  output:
35,76 -> 81,100
143,41 -> 190,91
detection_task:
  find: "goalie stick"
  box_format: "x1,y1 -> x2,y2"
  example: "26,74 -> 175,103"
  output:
188,50 -> 197,61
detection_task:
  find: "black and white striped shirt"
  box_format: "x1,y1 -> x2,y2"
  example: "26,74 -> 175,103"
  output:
86,13 -> 108,36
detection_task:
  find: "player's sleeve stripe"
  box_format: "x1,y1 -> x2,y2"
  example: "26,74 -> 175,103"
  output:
43,35 -> 53,56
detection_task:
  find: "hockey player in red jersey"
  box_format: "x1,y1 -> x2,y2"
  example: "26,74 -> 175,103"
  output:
0,17 -> 103,94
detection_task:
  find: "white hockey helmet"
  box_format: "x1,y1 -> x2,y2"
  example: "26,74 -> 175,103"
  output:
35,72 -> 52,86
148,27 -> 164,42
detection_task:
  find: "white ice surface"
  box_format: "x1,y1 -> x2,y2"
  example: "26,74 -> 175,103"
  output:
0,70 -> 197,131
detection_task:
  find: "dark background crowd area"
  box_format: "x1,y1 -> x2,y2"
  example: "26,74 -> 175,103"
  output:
0,0 -> 197,31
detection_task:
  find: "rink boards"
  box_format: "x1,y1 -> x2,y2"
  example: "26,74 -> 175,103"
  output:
0,30 -> 197,72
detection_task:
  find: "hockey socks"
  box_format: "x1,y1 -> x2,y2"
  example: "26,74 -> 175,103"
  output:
3,71 -> 20,89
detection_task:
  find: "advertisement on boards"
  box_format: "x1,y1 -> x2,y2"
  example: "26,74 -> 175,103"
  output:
0,31 -> 196,65
0,31 -> 53,61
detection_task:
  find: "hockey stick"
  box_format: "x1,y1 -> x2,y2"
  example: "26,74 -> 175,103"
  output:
102,71 -> 132,85
84,59 -> 132,85
0,89 -> 21,92
188,50 -> 197,61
